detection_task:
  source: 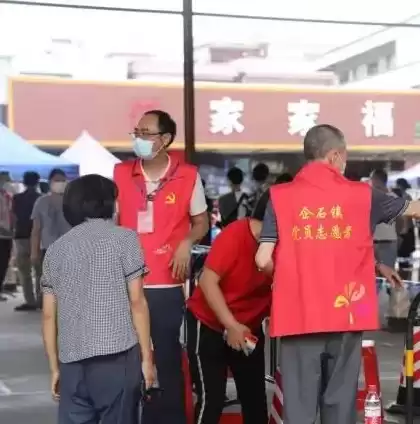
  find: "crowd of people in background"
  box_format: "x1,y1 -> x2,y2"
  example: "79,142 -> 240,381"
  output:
0,110 -> 419,424
0,158 -> 295,310
0,168 -> 70,308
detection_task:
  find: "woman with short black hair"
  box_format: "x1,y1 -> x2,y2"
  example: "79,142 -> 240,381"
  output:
41,174 -> 155,424
62,174 -> 118,226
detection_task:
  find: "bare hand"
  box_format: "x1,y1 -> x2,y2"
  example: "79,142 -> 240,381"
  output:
225,322 -> 251,352
142,360 -> 156,391
255,245 -> 275,275
376,263 -> 403,288
258,260 -> 274,275
50,371 -> 60,402
170,239 -> 192,281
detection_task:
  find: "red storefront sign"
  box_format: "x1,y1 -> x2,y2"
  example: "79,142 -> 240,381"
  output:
8,77 -> 420,151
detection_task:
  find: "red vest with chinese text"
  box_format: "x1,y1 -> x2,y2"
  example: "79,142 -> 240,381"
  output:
270,162 -> 377,337
114,154 -> 197,286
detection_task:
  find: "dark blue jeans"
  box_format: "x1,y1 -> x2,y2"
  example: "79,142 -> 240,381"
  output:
58,345 -> 142,424
142,286 -> 186,424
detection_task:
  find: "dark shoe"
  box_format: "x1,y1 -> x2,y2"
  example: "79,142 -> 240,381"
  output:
3,284 -> 17,293
14,303 -> 37,311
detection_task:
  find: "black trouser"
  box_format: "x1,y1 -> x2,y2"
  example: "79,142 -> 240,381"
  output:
58,345 -> 142,424
186,312 -> 268,424
0,238 -> 12,292
142,287 -> 186,424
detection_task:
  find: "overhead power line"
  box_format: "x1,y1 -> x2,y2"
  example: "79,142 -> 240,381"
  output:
2,0 -> 420,28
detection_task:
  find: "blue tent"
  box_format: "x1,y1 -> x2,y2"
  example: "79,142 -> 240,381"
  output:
0,124 -> 78,180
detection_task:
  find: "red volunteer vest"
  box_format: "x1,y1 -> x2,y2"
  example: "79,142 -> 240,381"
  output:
270,162 -> 377,337
114,154 -> 197,286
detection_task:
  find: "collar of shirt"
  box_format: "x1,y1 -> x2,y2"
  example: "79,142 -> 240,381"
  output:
140,155 -> 171,182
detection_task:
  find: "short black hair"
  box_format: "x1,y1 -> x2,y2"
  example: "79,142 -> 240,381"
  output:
252,163 -> 269,183
396,178 -> 411,190
252,190 -> 270,221
23,171 -> 40,187
48,168 -> 66,181
144,110 -> 177,144
227,167 -> 244,185
63,174 -> 118,227
371,169 -> 388,185
303,124 -> 346,160
275,173 -> 293,184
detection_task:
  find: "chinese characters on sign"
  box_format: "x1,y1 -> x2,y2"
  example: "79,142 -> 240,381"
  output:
209,96 -> 397,140
292,205 -> 352,241
361,100 -> 394,138
288,99 -> 320,136
209,97 -> 245,135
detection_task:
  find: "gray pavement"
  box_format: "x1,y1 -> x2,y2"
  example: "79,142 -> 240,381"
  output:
0,292 -> 417,424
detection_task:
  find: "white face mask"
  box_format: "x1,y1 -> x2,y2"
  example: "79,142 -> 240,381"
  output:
50,181 -> 67,194
133,137 -> 156,160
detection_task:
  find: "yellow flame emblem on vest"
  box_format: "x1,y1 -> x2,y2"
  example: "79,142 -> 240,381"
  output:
165,192 -> 176,204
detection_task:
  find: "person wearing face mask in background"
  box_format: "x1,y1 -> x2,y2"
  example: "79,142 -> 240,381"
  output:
0,172 -> 13,301
255,124 -> 419,424
114,110 -> 209,424
30,169 -> 71,295
13,171 -> 41,311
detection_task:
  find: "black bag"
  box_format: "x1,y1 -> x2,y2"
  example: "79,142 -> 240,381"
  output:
220,193 -> 250,228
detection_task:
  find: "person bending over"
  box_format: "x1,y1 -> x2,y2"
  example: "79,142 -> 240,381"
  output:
187,194 -> 272,424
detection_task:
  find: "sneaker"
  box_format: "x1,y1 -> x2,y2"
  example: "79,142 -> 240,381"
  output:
14,303 -> 38,311
0,295 -> 7,302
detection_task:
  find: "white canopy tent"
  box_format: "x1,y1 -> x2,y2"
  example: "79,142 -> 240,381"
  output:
60,131 -> 121,179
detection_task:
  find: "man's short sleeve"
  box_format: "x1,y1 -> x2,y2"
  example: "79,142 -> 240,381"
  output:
41,253 -> 55,295
370,188 -> 410,228
31,196 -> 43,221
260,198 -> 278,243
204,226 -> 238,277
121,230 -> 149,283
190,174 -> 208,216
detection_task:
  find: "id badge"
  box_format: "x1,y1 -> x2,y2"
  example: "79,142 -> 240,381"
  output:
137,202 -> 154,234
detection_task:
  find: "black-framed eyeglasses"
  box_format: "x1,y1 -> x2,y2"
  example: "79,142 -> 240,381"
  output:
129,131 -> 164,139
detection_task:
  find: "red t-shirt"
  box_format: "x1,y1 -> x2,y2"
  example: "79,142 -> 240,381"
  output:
187,218 -> 272,332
